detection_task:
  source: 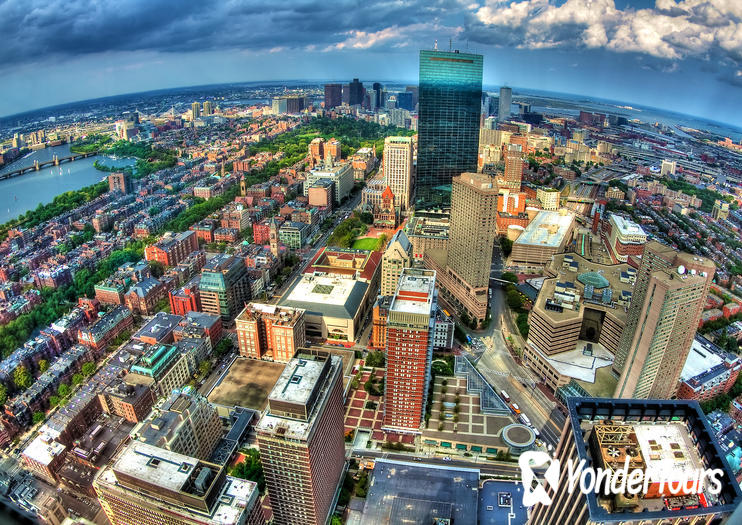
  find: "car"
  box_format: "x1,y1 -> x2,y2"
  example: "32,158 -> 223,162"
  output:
442,456 -> 451,462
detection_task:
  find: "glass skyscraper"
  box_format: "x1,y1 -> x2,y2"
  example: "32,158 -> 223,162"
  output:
416,49 -> 483,207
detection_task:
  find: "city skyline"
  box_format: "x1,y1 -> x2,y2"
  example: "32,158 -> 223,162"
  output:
0,1 -> 741,127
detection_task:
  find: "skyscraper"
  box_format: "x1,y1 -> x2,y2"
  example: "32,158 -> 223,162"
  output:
529,397 -> 742,525
191,101 -> 201,119
348,78 -> 364,106
324,84 -> 342,109
257,351 -> 345,525
613,242 -> 715,399
372,82 -> 383,109
380,229 -> 413,296
417,49 -> 483,206
202,100 -> 213,115
199,254 -> 252,325
383,268 -> 437,432
448,172 -> 498,290
503,146 -> 524,190
383,136 -> 414,211
424,173 -> 498,326
108,171 -> 133,194
498,86 -> 512,121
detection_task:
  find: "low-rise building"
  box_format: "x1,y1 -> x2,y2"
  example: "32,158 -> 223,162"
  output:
236,303 -> 306,362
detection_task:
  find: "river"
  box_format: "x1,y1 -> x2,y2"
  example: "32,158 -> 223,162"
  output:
0,144 -> 136,224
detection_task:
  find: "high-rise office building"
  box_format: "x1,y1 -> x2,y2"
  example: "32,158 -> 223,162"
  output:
108,171 -> 133,194
199,254 -> 252,325
417,49 -> 483,206
424,173 -> 497,326
191,101 -> 201,119
383,268 -> 437,432
348,78 -> 364,106
448,172 -> 499,291
94,441 -> 265,525
236,302 -> 306,362
380,230 -> 413,296
613,242 -> 715,399
498,86 -> 512,121
529,397 -> 742,525
503,146 -> 524,190
257,351 -> 345,525
383,136 -> 414,211
324,84 -> 342,109
372,82 -> 383,109
202,100 -> 214,115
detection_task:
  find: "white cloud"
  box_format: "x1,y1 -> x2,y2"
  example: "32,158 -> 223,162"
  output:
471,0 -> 742,63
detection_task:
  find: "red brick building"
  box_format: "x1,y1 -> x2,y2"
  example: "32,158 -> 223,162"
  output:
77,307 -> 134,352
169,278 -> 201,316
124,278 -> 167,315
144,231 -> 198,266
236,303 -> 306,362
190,219 -> 218,244
383,269 -> 437,432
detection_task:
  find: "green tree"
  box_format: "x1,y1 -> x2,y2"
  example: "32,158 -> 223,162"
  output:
49,395 -> 60,408
231,449 -> 266,493
148,261 -> 165,278
58,383 -> 70,398
14,365 -> 31,390
499,236 -> 513,257
38,359 -> 49,373
365,350 -> 385,368
501,272 -> 518,284
82,362 -> 96,377
506,289 -> 524,310
199,360 -> 213,377
0,384 -> 6,406
71,373 -> 84,386
32,412 -> 46,424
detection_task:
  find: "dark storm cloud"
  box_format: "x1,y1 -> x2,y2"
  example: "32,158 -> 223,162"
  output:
0,0 -> 465,66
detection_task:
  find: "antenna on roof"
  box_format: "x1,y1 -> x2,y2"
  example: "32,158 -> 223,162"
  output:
434,39 -> 438,50
449,38 -> 452,51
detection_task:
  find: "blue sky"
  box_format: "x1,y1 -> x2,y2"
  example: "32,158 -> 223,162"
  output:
0,1 -> 740,127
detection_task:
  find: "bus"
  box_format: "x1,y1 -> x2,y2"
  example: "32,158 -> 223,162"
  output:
519,414 -> 531,426
500,390 -> 510,403
510,403 -> 521,415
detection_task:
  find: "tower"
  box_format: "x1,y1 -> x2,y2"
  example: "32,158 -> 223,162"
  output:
269,216 -> 280,258
257,351 -> 345,525
191,101 -> 201,119
324,84 -> 342,109
383,268 -> 437,432
416,49 -> 483,206
498,86 -> 512,121
383,136 -> 414,212
613,242 -> 715,399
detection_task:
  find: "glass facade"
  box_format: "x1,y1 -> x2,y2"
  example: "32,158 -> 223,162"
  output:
416,49 -> 483,207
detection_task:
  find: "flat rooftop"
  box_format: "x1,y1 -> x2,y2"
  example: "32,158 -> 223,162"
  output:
113,441 -> 198,492
269,355 -> 326,407
680,336 -> 730,383
390,269 -> 436,316
258,354 -> 341,442
279,273 -> 368,319
514,210 -> 574,248
360,459 -> 479,525
529,340 -> 614,383
610,214 -> 647,237
567,397 -> 742,522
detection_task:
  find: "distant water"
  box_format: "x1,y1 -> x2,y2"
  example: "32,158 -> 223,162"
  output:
0,144 -> 135,224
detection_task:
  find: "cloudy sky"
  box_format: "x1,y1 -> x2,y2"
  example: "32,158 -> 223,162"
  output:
0,0 -> 741,126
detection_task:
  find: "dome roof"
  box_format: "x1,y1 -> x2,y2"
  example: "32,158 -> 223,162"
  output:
577,272 -> 610,289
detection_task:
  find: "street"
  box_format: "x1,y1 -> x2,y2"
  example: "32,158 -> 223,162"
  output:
464,243 -> 566,448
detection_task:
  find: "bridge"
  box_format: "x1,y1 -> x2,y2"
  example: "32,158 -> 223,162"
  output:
0,152 -> 98,181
